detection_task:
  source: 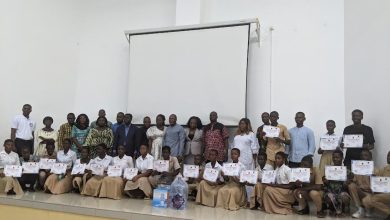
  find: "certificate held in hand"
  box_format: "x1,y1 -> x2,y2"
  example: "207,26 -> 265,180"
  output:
154,160 -> 169,172
222,163 -> 240,176
107,165 -> 123,177
262,170 -> 277,184
263,125 -> 280,138
71,164 -> 87,175
51,163 -> 67,174
325,166 -> 347,181
290,168 -> 311,183
319,136 -> 340,150
240,170 -> 258,184
351,160 -> 374,176
371,176 -> 390,193
123,168 -> 138,180
39,158 -> 56,170
343,134 -> 363,148
203,168 -> 219,182
22,162 -> 40,174
4,165 -> 23,177
90,164 -> 105,176
183,165 -> 199,178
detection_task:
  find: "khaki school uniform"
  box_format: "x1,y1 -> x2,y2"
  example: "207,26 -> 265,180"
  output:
249,163 -> 274,208
362,165 -> 390,215
196,162 -> 224,207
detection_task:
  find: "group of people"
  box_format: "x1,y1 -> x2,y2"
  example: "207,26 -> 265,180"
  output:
0,104 -> 388,219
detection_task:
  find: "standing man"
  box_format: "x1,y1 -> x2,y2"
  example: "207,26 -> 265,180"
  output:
286,112 -> 315,168
57,113 -> 75,151
203,111 -> 229,163
90,109 -> 113,129
343,109 -> 375,168
163,114 -> 185,162
256,112 -> 270,150
11,104 -> 36,156
111,112 -> 124,135
139,116 -> 151,147
114,113 -> 140,157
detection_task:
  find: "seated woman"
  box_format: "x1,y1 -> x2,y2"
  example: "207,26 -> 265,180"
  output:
37,142 -> 57,190
196,149 -> 224,207
263,151 -> 295,215
72,147 -> 92,192
0,139 -> 23,195
124,145 -> 154,199
44,138 -> 77,194
216,148 -> 246,211
99,145 -> 133,200
18,146 -> 38,191
81,143 -> 113,197
149,146 -> 181,188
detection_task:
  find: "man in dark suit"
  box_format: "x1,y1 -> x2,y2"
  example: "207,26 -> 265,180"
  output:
114,113 -> 141,157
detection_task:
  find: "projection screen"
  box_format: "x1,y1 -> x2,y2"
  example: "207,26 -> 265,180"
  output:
126,22 -> 251,126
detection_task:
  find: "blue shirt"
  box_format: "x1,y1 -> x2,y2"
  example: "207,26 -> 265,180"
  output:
286,126 -> 315,163
163,124 -> 185,157
112,123 -> 122,135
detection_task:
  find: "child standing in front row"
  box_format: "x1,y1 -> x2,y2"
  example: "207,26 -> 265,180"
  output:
318,120 -> 340,177
216,148 -> 246,210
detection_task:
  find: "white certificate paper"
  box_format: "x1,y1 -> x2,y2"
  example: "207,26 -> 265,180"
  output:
352,160 -> 374,176
262,170 -> 277,184
325,166 -> 347,181
90,164 -> 105,176
183,165 -> 199,178
371,176 -> 390,193
343,134 -> 363,148
107,165 -> 123,177
50,163 -> 67,174
290,168 -> 311,183
4,165 -> 22,177
71,164 -> 86,175
263,125 -> 280,138
154,160 -> 169,172
39,158 -> 56,170
319,136 -> 340,150
222,163 -> 240,176
203,168 -> 219,182
123,168 -> 138,180
240,170 -> 258,184
22,162 -> 40,174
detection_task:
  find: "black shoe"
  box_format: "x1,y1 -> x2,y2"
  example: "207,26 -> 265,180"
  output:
27,187 -> 35,192
296,206 -> 310,215
7,190 -> 16,195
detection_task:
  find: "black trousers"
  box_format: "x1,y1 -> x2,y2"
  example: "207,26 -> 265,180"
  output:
18,174 -> 38,190
15,138 -> 34,157
288,161 -> 301,168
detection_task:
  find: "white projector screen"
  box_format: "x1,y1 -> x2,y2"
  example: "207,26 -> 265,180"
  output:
127,24 -> 250,126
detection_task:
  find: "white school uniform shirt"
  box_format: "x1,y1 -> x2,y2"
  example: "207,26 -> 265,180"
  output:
135,154 -> 154,173
11,115 -> 36,140
74,159 -> 92,170
204,161 -> 224,182
275,164 -> 291,184
256,164 -> 274,181
113,155 -> 134,169
0,150 -> 20,169
56,150 -> 77,169
92,154 -> 113,171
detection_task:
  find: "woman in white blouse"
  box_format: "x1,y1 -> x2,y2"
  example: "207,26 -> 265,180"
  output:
124,144 -> 154,199
233,118 -> 259,170
146,114 -> 166,160
44,138 -> 77,194
35,116 -> 58,157
81,143 -> 113,197
0,139 -> 23,195
184,116 -> 203,165
99,145 -> 133,200
72,147 -> 92,192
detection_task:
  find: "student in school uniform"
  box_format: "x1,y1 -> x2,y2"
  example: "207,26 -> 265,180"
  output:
0,139 -> 23,195
35,116 -> 58,157
216,148 -> 247,211
318,120 -> 341,177
18,146 -> 38,191
186,154 -> 205,199
38,142 -> 57,190
124,144 -> 154,199
44,138 -> 77,194
262,151 -> 295,215
81,143 -> 113,197
249,150 -> 273,210
72,147 -> 92,192
149,146 -> 181,188
322,149 -> 352,217
362,151 -> 390,219
196,149 -> 224,207
293,155 -> 325,218
99,145 -> 133,200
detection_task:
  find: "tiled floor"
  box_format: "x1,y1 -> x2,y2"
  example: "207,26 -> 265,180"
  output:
0,192 -> 366,220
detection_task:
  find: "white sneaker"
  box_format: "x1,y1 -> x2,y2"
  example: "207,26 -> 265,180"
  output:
352,207 -> 365,218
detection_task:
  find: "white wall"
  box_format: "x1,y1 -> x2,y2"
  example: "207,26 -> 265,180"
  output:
345,0 -> 390,167
0,0 -> 176,145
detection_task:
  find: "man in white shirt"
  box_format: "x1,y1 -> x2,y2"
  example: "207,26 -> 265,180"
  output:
11,104 -> 36,157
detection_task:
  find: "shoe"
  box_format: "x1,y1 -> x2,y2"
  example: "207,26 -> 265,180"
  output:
352,207 -> 365,218
365,209 -> 373,218
296,206 -> 310,215
317,210 -> 326,218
